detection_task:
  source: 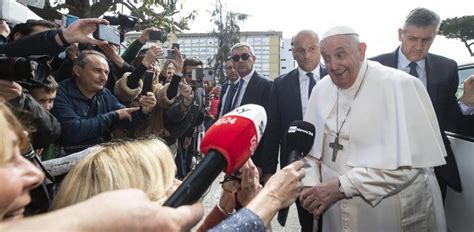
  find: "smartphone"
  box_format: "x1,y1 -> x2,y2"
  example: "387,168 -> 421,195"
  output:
141,72 -> 154,95
65,14 -> 79,28
93,24 -> 121,45
171,43 -> 180,51
202,68 -> 214,82
165,49 -> 176,59
149,31 -> 168,43
191,68 -> 204,82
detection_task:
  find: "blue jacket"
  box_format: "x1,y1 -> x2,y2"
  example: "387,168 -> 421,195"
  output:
51,78 -> 148,153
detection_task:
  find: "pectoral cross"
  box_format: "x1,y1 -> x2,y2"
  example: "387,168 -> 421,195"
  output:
329,136 -> 343,162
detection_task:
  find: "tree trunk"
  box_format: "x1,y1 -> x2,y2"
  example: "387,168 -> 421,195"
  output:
464,41 -> 474,56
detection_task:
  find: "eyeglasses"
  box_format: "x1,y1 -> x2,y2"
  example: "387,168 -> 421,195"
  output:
231,53 -> 251,62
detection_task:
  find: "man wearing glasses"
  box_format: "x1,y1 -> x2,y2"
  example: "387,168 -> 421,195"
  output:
228,42 -> 273,178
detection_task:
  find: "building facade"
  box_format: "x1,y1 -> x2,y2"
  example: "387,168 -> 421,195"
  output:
280,38 -> 296,75
174,31 -> 284,79
124,30 -> 294,80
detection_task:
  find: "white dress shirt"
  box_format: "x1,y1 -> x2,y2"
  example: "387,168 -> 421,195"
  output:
233,68 -> 255,108
299,65 -> 321,116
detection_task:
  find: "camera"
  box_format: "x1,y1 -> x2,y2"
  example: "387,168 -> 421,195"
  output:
192,68 -> 214,84
192,68 -> 214,81
165,49 -> 176,59
0,55 -> 52,86
149,31 -> 168,43
103,14 -> 138,29
93,24 -> 121,45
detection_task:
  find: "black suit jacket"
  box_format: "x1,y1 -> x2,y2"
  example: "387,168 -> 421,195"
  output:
261,67 -> 327,174
217,71 -> 273,169
371,48 -> 462,191
217,81 -> 231,118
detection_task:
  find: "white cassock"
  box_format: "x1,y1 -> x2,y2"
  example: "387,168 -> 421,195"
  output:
303,60 -> 447,232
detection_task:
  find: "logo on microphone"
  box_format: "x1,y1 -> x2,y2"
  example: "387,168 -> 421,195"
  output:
214,116 -> 237,126
235,107 -> 251,114
288,126 -> 314,136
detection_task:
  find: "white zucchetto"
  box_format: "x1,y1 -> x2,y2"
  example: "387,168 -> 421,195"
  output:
321,25 -> 359,40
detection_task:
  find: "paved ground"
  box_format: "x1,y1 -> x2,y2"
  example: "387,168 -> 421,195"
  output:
194,173 -> 301,231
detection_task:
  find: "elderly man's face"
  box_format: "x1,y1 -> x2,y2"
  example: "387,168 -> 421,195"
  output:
320,35 -> 366,89
224,60 -> 239,82
231,46 -> 256,77
292,32 -> 321,72
74,55 -> 109,96
398,24 -> 437,62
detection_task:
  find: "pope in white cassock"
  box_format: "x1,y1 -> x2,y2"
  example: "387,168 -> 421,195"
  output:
300,26 -> 447,232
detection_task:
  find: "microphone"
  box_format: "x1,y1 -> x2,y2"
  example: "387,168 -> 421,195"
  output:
277,120 -> 315,226
164,104 -> 267,207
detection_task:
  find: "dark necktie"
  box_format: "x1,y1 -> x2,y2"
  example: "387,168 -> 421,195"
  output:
221,82 -> 238,115
409,62 -> 418,78
307,72 -> 316,99
231,78 -> 244,109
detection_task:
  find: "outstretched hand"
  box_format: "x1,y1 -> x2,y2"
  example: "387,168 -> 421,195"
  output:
62,18 -> 109,46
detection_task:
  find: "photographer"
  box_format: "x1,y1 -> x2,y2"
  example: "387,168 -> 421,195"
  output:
112,45 -> 171,139
121,27 -> 164,64
0,79 -> 60,150
163,58 -> 206,177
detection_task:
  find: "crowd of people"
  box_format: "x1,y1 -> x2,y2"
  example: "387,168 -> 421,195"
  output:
0,6 -> 473,232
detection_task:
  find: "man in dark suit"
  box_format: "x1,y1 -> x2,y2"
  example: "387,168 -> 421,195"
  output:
217,57 -> 241,117
371,7 -> 474,200
262,30 -> 326,232
226,42 -> 273,173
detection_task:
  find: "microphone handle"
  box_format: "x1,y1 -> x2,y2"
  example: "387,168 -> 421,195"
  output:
277,150 -> 302,226
164,150 -> 227,207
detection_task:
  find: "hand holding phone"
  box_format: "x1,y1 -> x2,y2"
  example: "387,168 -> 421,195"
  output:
149,30 -> 168,43
141,71 -> 154,95
93,24 -> 121,45
165,49 -> 177,59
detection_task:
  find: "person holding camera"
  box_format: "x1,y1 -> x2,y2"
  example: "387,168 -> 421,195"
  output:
0,79 -> 61,151
163,58 -> 206,178
112,45 -> 172,139
51,50 -> 156,154
121,27 -> 165,64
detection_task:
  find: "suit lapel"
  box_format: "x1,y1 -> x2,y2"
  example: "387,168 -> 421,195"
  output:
217,82 -> 230,117
289,69 -> 303,119
424,55 -> 439,102
388,48 -> 399,68
241,72 -> 258,105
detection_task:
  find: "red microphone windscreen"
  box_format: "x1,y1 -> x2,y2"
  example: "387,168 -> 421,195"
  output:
200,104 -> 267,174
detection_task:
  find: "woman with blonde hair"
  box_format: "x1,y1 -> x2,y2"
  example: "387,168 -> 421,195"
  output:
51,138 -> 177,210
0,100 -> 44,221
